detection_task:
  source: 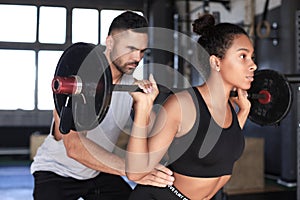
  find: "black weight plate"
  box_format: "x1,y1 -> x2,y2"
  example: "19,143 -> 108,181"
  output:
74,44 -> 112,131
53,43 -> 112,132
248,69 -> 292,126
53,42 -> 96,131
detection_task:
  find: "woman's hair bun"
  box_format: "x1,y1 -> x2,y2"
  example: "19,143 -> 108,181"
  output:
192,14 -> 215,36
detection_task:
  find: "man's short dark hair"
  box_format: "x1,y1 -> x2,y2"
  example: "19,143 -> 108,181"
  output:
108,10 -> 148,35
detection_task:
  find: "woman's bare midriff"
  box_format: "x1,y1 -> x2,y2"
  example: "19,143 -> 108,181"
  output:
173,172 -> 231,200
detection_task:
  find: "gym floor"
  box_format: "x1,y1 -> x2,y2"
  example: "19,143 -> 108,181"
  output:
0,156 -> 297,200
0,158 -> 33,200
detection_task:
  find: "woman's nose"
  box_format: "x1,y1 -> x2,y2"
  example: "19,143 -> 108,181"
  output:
250,61 -> 257,71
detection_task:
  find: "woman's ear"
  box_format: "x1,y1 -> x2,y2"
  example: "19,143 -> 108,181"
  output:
209,55 -> 221,72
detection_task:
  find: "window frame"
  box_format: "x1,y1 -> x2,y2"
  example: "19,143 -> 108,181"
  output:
0,0 -> 145,126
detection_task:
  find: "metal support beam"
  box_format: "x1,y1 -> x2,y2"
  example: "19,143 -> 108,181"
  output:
177,0 -> 230,11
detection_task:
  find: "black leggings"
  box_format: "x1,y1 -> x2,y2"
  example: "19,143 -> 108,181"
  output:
33,171 -> 132,200
129,184 -> 190,200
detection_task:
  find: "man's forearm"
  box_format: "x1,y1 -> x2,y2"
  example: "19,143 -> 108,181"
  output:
64,132 -> 126,176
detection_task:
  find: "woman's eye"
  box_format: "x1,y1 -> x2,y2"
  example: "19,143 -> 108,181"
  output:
240,54 -> 246,59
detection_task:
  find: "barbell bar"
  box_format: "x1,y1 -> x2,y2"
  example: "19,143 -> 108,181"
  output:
53,75 -> 270,101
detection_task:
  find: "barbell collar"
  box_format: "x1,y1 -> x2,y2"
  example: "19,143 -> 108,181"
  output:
52,75 -> 82,95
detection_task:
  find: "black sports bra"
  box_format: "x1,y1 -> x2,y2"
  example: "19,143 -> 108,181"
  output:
166,87 -> 245,177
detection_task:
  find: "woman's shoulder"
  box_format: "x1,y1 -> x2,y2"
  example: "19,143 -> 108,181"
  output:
163,88 -> 197,111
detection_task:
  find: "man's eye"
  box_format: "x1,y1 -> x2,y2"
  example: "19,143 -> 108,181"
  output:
129,47 -> 136,51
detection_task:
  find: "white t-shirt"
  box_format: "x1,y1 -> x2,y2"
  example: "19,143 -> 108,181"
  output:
31,74 -> 134,180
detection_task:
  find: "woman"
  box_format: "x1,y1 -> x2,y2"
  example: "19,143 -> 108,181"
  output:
126,14 -> 257,200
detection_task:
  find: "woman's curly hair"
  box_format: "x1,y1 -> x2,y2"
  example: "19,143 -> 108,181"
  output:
192,14 -> 248,59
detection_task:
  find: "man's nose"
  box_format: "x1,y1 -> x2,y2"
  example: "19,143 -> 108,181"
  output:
132,50 -> 143,61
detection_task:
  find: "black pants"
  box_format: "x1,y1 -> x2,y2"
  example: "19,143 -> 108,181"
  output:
129,184 -> 190,200
33,171 -> 132,200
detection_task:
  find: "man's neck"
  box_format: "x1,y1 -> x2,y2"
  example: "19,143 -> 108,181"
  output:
104,50 -> 123,84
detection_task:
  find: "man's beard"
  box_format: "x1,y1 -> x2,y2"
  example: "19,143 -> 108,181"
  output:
112,60 -> 139,75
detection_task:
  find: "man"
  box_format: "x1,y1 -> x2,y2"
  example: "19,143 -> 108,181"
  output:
31,11 -> 174,200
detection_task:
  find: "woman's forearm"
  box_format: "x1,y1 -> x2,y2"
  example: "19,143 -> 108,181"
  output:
126,104 -> 151,176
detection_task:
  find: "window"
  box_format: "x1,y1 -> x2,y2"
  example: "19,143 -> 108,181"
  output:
39,6 -> 67,44
0,4 -> 37,43
0,1 -> 144,126
0,50 -> 35,110
72,8 -> 99,44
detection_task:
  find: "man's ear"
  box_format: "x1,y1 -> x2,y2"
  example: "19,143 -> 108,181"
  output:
106,35 -> 113,50
209,55 -> 221,72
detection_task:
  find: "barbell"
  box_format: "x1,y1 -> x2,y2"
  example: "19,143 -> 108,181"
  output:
52,42 -> 293,134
